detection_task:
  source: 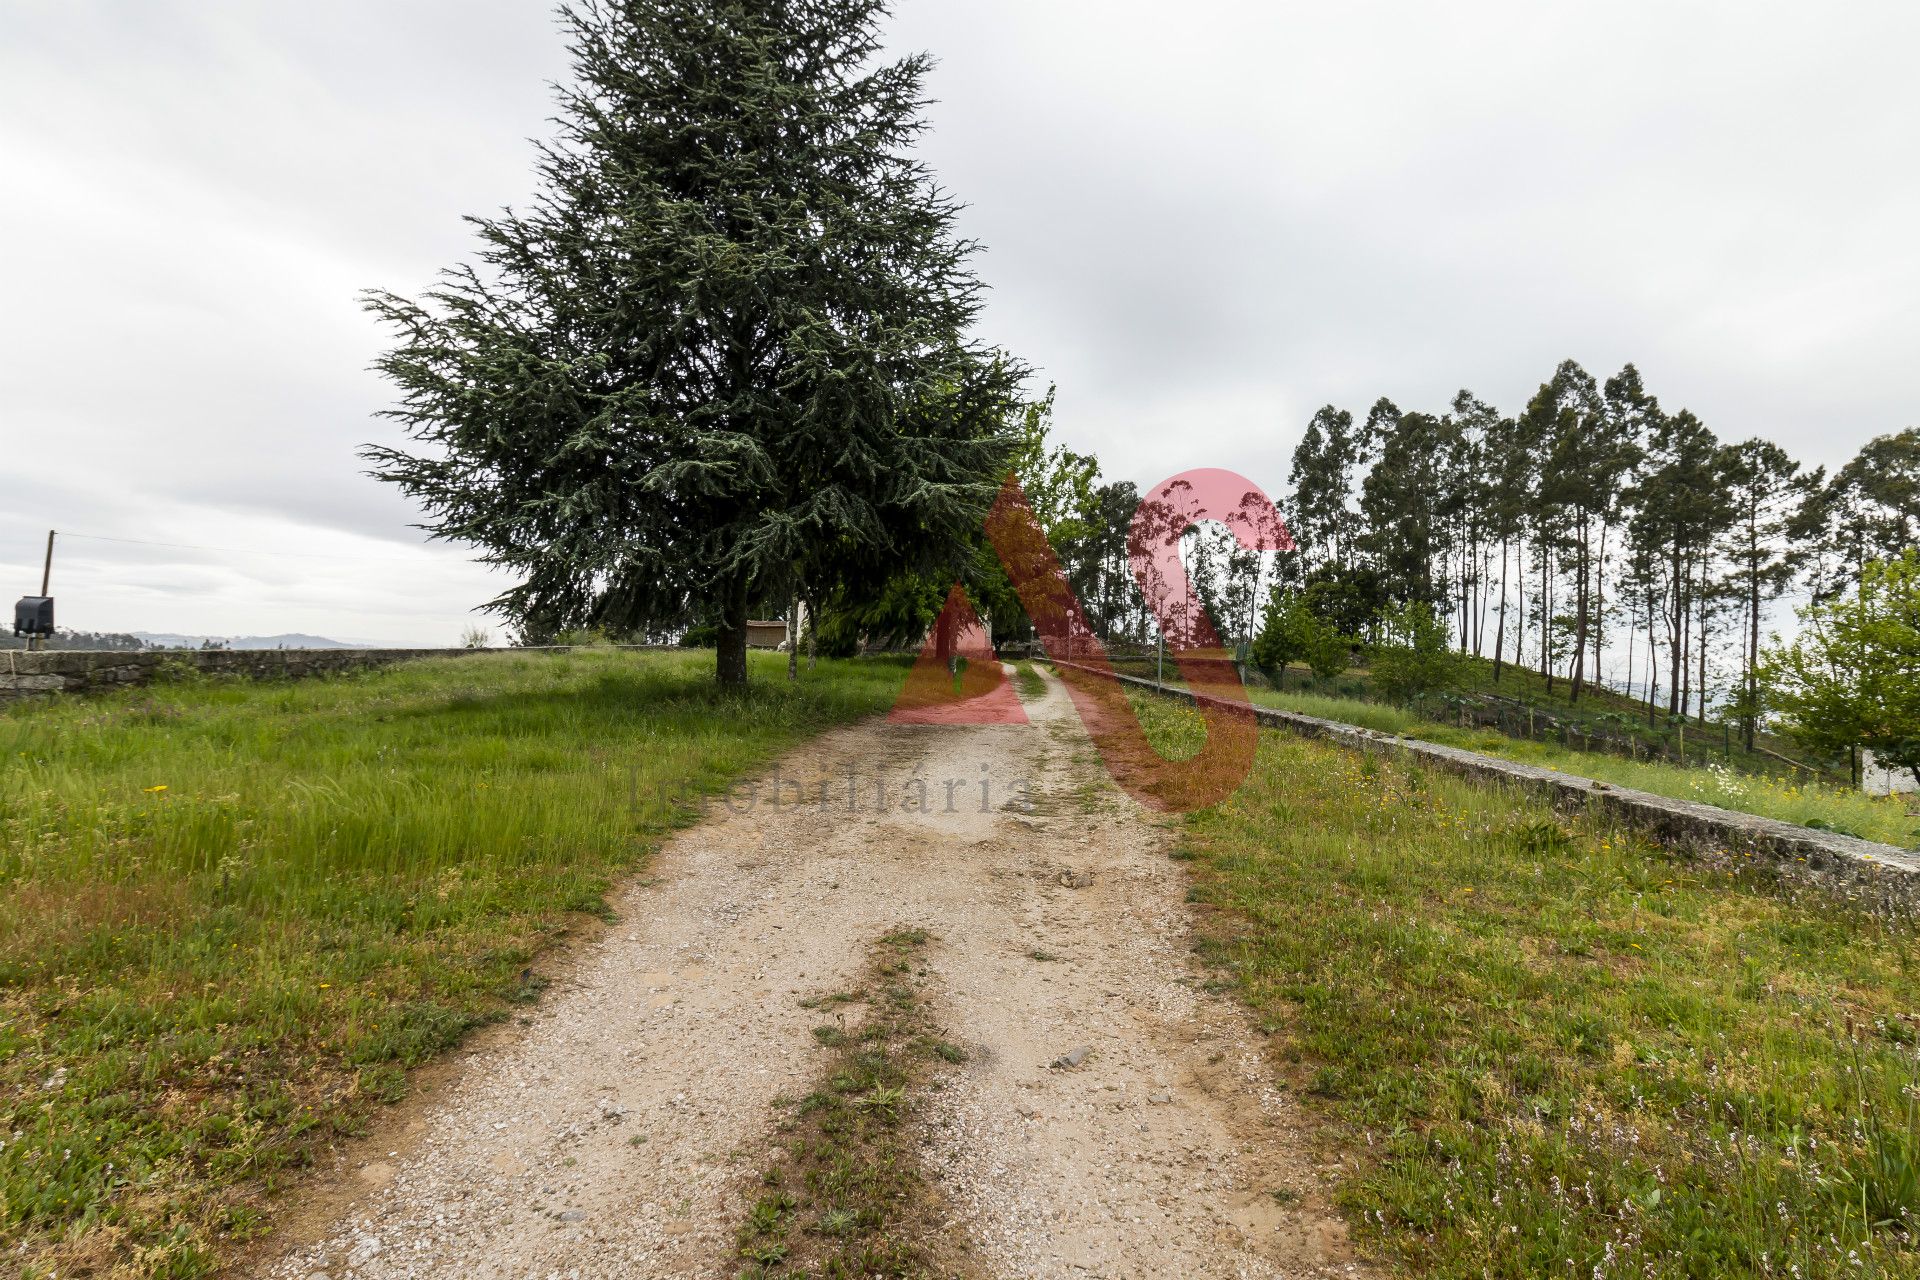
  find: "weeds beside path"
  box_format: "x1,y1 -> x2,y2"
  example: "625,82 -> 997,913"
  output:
1134,692 -> 1920,1278
1247,683 -> 1920,850
735,928 -> 979,1279
0,649 -> 904,1278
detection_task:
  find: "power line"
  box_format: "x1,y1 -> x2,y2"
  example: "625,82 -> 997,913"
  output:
55,530 -> 475,565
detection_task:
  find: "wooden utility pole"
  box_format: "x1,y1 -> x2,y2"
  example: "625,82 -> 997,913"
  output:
29,529 -> 54,652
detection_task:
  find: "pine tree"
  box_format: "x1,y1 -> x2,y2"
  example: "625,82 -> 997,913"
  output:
1801,428 -> 1920,600
1286,406 -> 1366,574
1627,408 -> 1726,718
1517,366 -> 1589,694
1443,391 -> 1498,655
1359,402 -> 1452,607
1481,405 -> 1531,684
361,0 -> 1025,684
1718,438 -> 1813,748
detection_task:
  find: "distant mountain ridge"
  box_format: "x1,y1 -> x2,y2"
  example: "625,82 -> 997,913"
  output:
131,632 -> 371,651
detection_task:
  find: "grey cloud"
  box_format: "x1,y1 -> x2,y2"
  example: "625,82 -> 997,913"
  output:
5,0 -> 1915,641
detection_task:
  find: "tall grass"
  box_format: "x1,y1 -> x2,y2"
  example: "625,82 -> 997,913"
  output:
1136,692 -> 1920,1278
1246,685 -> 1920,850
0,649 -> 905,1278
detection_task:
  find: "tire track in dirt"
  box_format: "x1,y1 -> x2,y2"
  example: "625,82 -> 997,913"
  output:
253,665 -> 1364,1279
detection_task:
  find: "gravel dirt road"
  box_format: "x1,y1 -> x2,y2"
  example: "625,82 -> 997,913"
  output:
253,666 -> 1364,1279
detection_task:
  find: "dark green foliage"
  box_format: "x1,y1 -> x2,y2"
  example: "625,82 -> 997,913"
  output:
1720,438 -> 1818,749
1288,405 -> 1371,577
362,0 -> 1025,682
1626,406 -> 1731,716
1251,590 -> 1349,685
1298,563 -> 1388,642
1802,427 -> 1920,600
1763,549 -> 1920,788
1367,601 -> 1463,705
1359,399 -> 1455,607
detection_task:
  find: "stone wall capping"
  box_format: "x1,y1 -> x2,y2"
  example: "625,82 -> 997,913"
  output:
0,644 -> 676,707
1050,660 -> 1920,905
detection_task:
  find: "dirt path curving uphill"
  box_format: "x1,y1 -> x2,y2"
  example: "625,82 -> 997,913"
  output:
254,666 -> 1364,1280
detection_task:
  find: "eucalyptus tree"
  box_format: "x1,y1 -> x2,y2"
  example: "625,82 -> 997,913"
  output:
361,0 -> 1025,685
1287,406 -> 1370,574
1627,408 -> 1727,717
1359,399 -> 1454,608
1718,438 -> 1814,747
1481,404 -> 1533,684
1443,391 -> 1499,654
1578,364 -> 1654,697
1516,364 -> 1592,694
1802,428 -> 1920,601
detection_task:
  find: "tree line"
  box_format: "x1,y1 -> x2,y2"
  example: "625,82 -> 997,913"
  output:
1154,365 -> 1915,753
362,0 -> 1919,754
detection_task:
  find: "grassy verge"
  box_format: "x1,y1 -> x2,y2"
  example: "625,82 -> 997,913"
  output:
1011,661 -> 1047,702
0,649 -> 905,1278
1243,684 -> 1919,850
736,929 -> 974,1279
1132,690 -> 1920,1278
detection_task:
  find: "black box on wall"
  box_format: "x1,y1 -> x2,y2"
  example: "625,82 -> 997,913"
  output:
13,596 -> 53,637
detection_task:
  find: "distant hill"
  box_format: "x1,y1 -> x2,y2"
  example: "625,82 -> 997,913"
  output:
130,632 -> 371,651
0,629 -> 147,652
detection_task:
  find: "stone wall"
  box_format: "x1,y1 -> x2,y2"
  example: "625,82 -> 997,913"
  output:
1051,660 -> 1920,907
0,647 -> 492,705
1864,750 -> 1920,797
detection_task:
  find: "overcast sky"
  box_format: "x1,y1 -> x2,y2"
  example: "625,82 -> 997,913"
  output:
4,2 -> 1916,645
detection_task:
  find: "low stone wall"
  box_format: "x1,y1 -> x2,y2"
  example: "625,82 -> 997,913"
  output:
1051,660 -> 1920,906
0,647 -> 493,705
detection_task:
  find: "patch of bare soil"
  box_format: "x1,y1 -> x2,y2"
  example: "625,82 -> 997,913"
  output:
249,666 -> 1364,1280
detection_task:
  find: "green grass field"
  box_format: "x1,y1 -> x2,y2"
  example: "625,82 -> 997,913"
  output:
1114,647 -> 1841,772
0,649 -> 905,1278
1132,690 -> 1920,1278
1243,684 -> 1920,850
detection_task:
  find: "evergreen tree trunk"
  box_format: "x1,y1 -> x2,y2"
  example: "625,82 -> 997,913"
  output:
717,577 -> 750,688
1746,553 -> 1761,750
1493,537 -> 1510,683
1646,614 -> 1658,728
1540,553 -> 1553,695
788,591 -> 800,682
1696,582 -> 1710,722
1667,550 -> 1685,718
1569,528 -> 1589,702
1624,593 -> 1637,708
1592,525 -> 1608,695
805,591 -> 820,671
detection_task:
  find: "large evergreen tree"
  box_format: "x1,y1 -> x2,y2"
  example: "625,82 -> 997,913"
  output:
1718,438 -> 1814,748
1801,427 -> 1920,601
1359,400 -> 1451,607
1286,405 -> 1367,574
1627,408 -> 1727,718
362,0 -> 1026,684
